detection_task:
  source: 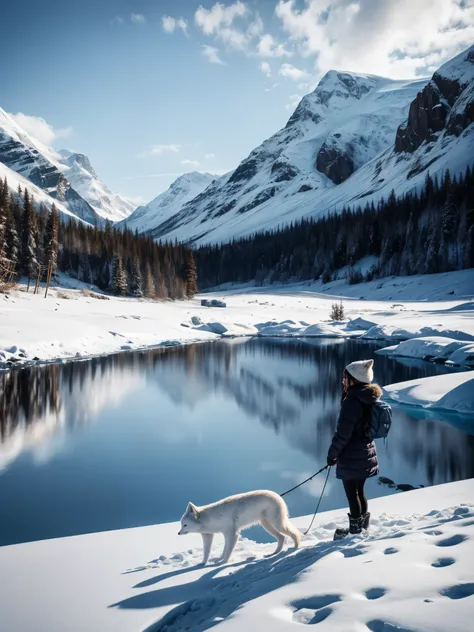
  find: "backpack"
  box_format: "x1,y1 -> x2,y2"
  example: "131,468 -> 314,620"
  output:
366,400 -> 392,440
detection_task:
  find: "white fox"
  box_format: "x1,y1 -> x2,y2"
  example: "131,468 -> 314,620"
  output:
178,490 -> 301,565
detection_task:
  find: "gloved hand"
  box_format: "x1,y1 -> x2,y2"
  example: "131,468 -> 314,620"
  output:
327,456 -> 337,466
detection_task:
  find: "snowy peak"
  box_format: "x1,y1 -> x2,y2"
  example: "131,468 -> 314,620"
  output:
0,109 -> 134,224
60,150 -> 98,178
313,70 -> 376,104
121,171 -> 215,234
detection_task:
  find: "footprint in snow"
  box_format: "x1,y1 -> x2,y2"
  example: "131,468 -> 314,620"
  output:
291,594 -> 341,625
435,534 -> 468,547
440,583 -> 474,600
366,619 -> 416,632
383,547 -> 399,555
365,587 -> 387,600
431,557 -> 456,568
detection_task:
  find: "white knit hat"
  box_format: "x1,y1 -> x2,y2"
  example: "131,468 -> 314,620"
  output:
345,359 -> 374,384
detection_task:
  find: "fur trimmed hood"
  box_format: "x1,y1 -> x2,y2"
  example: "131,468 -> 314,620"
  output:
347,383 -> 382,404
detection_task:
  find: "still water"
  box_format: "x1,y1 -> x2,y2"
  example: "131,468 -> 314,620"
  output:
1,338 -> 473,547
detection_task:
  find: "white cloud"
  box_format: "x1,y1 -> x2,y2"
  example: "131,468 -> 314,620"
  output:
257,33 -> 292,58
279,62 -> 310,81
264,82 -> 280,92
162,16 -> 188,35
9,112 -> 72,146
181,159 -> 201,168
148,144 -> 181,156
259,61 -> 272,77
202,45 -> 225,65
205,153 -> 216,159
275,0 -> 474,79
195,1 -> 248,35
111,16 -> 125,25
130,13 -> 146,24
285,94 -> 302,109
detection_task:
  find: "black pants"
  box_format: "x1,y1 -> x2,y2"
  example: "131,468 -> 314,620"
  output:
343,479 -> 368,518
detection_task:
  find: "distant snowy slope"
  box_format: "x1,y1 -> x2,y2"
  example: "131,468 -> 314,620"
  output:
0,108 -> 134,223
148,46 -> 474,246
58,150 -> 135,222
121,172 -> 215,234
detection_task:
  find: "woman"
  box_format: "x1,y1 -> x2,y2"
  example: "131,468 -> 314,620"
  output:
327,359 -> 381,540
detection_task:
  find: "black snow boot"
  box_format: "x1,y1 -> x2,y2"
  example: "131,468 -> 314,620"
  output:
333,514 -> 363,541
361,512 -> 370,531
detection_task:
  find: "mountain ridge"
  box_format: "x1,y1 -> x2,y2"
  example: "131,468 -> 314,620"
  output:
0,109 -> 134,223
142,46 -> 473,246
121,171 -> 216,234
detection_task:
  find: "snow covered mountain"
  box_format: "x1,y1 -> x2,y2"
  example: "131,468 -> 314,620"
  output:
0,109 -> 134,223
121,172 -> 215,234
58,149 -> 135,222
147,45 -> 474,246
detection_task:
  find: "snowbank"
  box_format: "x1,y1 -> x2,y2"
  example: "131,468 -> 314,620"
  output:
0,479 -> 472,632
1,269 -> 473,369
377,336 -> 474,367
383,371 -> 474,413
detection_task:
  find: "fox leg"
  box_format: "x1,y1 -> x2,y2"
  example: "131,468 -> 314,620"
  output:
201,533 -> 214,565
221,530 -> 239,563
261,518 -> 285,554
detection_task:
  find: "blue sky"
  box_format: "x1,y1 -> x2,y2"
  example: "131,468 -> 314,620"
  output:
2,1 -> 473,204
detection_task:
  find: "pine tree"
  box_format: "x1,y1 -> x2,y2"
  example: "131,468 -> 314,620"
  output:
44,204 -> 59,275
465,226 -> 474,269
425,216 -> 439,274
129,255 -> 143,297
185,251 -> 198,298
4,196 -> 20,273
110,256 -> 127,295
0,181 -> 6,275
143,262 -> 155,298
21,189 -> 38,282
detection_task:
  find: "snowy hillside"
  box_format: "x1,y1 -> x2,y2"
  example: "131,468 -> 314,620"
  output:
121,171 -> 215,234
147,45 -> 474,246
0,108 -> 134,223
0,479 -> 472,632
0,160 -> 86,223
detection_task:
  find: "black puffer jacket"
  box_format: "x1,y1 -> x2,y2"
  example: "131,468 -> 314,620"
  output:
327,384 -> 381,480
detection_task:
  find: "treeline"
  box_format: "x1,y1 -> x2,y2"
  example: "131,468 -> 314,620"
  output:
0,178 -> 198,298
195,166 -> 474,288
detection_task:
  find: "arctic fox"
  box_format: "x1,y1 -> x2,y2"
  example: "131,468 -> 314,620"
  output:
178,490 -> 301,565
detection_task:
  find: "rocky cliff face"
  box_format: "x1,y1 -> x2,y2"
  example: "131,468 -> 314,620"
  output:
315,141 -> 355,184
395,47 -> 474,153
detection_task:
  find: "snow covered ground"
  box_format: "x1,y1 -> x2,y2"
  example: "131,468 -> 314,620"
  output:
1,270 -> 473,376
0,478 -> 472,632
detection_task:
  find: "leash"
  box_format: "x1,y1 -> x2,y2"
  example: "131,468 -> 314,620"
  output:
279,463 -> 332,536
280,464 -> 329,497
302,465 -> 331,535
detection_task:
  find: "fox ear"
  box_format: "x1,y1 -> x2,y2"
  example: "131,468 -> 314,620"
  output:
188,502 -> 200,519
367,360 -> 374,368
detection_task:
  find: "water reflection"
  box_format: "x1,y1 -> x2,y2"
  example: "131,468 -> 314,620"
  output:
0,339 -> 472,546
